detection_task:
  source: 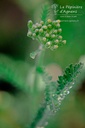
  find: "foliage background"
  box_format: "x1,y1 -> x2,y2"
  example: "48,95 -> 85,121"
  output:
0,0 -> 85,128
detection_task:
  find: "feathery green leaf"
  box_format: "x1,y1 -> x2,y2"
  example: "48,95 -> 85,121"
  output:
44,63 -> 83,112
41,5 -> 50,22
57,63 -> 83,94
29,103 -> 46,128
0,54 -> 29,92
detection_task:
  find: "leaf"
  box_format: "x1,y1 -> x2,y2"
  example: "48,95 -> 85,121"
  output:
29,103 -> 46,128
44,63 -> 83,112
28,63 -> 83,128
0,54 -> 30,92
41,5 -> 50,22
57,63 -> 83,94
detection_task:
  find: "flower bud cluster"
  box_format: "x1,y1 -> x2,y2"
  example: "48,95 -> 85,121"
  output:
27,19 -> 66,50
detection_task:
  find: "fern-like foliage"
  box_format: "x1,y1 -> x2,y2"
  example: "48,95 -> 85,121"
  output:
57,63 -> 82,94
0,54 -> 29,92
45,63 -> 83,112
29,103 -> 46,128
41,5 -> 50,22
28,63 -> 83,128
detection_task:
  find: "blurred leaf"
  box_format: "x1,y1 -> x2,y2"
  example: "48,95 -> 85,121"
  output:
41,5 -> 50,22
0,54 -> 30,92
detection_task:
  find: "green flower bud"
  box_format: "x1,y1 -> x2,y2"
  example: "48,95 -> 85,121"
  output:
55,39 -> 59,43
39,28 -> 43,33
62,40 -> 66,44
48,24 -> 52,29
38,24 -> 42,28
42,37 -> 46,42
27,31 -> 32,37
42,25 -> 47,30
35,29 -> 39,33
40,21 -> 44,25
53,30 -> 57,34
28,20 -> 33,28
58,28 -> 62,33
58,36 -> 62,39
35,23 -> 39,26
47,19 -> 52,23
54,45 -> 58,49
33,33 -> 36,37
32,25 -> 37,30
35,23 -> 42,28
51,34 -> 56,38
46,42 -> 51,48
53,21 -> 56,24
57,24 -> 60,28
56,20 -> 61,23
47,41 -> 51,45
46,34 -> 50,38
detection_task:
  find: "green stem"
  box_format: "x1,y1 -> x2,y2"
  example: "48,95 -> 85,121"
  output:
29,102 -> 53,128
33,44 -> 45,92
36,45 -> 45,67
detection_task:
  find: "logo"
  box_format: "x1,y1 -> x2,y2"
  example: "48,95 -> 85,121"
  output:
51,3 -> 83,22
51,4 -> 58,9
51,4 -> 59,15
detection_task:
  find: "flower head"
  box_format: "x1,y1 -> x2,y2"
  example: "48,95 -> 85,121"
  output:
27,19 -> 66,50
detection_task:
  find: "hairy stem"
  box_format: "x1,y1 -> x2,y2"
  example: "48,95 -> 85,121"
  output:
33,44 -> 45,92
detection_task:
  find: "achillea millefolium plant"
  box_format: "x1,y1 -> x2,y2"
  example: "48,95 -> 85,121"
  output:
26,4 -> 83,128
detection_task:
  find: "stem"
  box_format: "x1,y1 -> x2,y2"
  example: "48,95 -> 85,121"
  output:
30,102 -> 46,128
33,45 -> 45,92
28,45 -> 47,128
29,102 -> 53,128
36,45 -> 45,68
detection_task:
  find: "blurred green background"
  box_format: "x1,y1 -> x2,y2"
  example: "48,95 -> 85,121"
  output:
0,0 -> 85,128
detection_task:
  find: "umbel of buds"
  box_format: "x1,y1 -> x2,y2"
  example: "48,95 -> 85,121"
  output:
27,19 -> 66,50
